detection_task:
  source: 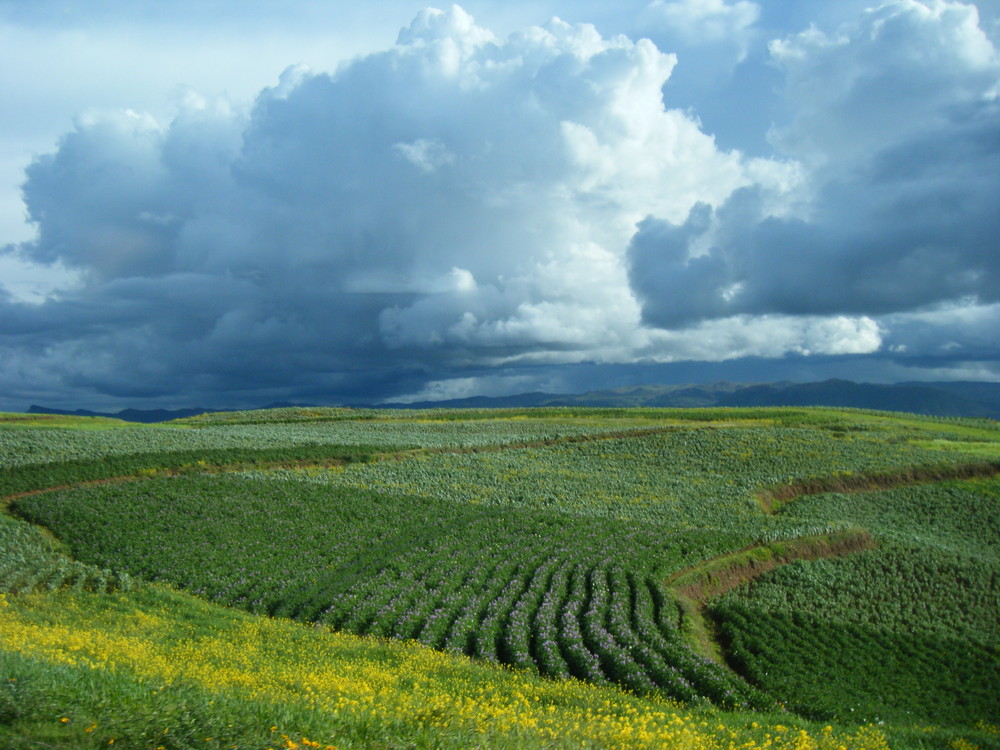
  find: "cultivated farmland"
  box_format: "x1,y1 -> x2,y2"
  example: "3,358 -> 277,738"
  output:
1,407 -> 997,749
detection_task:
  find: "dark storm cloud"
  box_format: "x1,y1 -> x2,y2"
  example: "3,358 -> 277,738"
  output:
629,0 -> 999,374
631,106 -> 1000,325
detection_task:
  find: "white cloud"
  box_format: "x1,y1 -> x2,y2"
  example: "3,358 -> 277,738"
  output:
639,0 -> 760,74
2,2 -> 997,409
393,138 -> 455,172
629,0 -> 1000,357
769,0 -> 999,166
646,0 -> 759,44
387,372 -> 558,403
640,314 -> 882,362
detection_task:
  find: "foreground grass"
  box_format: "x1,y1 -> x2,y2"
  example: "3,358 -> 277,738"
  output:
0,586 -> 900,750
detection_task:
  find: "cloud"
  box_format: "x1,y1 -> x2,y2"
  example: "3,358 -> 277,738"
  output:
638,313 -> 882,362
644,0 -> 759,47
637,0 -> 762,101
881,300 -> 1000,365
3,4 -> 808,407
629,0 -> 999,365
768,0 -> 998,166
2,2 -> 997,410
392,138 -> 455,173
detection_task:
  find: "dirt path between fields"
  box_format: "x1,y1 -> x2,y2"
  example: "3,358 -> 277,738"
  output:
755,460 -> 1000,514
665,528 -> 877,667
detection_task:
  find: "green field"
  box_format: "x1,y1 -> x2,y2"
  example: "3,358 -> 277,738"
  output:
1,407 -> 998,749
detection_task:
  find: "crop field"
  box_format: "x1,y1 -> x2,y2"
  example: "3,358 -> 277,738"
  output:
1,406 -> 998,749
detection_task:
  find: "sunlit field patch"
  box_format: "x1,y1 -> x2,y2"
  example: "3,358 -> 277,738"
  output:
0,588 -> 894,750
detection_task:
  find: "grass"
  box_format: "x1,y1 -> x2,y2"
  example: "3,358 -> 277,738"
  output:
910,438 -> 1000,458
0,586 -> 898,750
2,406 -> 999,749
710,477 -> 1000,731
0,412 -> 134,430
665,528 -> 876,664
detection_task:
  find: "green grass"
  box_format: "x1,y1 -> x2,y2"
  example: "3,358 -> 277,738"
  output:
911,438 -> 1000,458
2,406 -> 999,748
709,477 -> 1000,728
1,585 -> 918,750
0,412 -> 135,430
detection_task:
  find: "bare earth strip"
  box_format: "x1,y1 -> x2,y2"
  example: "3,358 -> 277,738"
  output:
665,528 -> 878,668
755,459 -> 1000,513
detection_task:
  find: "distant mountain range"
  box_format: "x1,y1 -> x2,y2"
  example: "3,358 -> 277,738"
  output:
26,379 -> 1000,423
24,402 -> 308,424
380,379 -> 1000,419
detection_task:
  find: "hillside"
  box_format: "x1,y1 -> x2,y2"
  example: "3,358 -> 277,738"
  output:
385,379 -> 1000,418
1,406 -> 998,749
26,379 -> 1000,423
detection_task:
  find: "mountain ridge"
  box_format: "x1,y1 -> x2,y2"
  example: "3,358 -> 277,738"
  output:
381,379 -> 1000,418
25,379 -> 1000,422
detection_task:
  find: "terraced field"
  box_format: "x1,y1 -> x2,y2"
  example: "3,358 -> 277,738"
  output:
1,407 -> 998,749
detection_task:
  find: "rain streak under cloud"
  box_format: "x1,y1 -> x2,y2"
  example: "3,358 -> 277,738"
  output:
0,0 -> 998,410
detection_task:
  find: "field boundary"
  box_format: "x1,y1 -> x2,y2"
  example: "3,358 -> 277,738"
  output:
665,528 -> 877,666
0,426 -> 687,508
0,456 -> 360,512
756,460 -> 1000,514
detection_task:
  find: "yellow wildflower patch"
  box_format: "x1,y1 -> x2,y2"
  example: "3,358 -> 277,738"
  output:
0,589 -> 890,750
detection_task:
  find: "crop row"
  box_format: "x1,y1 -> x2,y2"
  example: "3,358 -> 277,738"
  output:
0,514 -> 131,595
709,477 -> 999,725
280,426 -> 972,528
8,418 -> 996,721
311,555 -> 769,707
714,543 -> 999,644
713,601 -> 999,725
0,417 -> 667,469
14,471 -> 774,706
778,477 -> 1000,558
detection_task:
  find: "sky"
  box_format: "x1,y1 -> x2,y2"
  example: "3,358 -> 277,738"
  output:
1,0 -> 998,411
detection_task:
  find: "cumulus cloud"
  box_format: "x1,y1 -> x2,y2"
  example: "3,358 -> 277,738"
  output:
1,4 -> 806,407
1,2 -> 997,409
768,0 -> 998,166
644,0 -> 759,47
637,0 -> 762,101
629,0 -> 999,371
